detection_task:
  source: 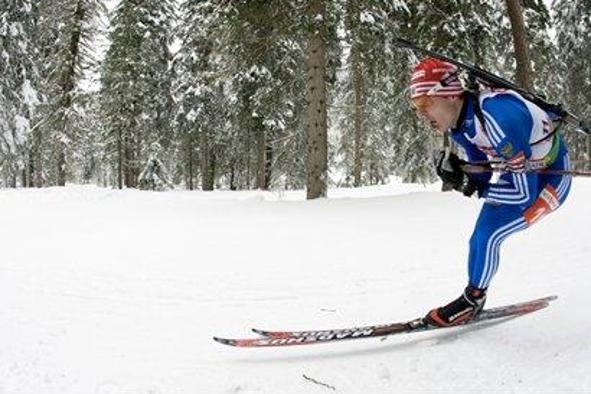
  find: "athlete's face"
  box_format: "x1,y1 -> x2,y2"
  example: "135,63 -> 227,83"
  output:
411,95 -> 463,134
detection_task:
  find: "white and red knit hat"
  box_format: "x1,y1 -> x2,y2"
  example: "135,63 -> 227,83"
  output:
409,57 -> 464,99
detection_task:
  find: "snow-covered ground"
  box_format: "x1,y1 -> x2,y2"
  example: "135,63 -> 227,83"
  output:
1,180 -> 590,394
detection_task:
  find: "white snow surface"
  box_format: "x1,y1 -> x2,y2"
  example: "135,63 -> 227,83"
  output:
1,180 -> 590,394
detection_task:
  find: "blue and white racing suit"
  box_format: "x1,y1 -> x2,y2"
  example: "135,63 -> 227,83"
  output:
450,90 -> 572,289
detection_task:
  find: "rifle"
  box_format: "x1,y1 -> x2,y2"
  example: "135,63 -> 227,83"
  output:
461,162 -> 591,177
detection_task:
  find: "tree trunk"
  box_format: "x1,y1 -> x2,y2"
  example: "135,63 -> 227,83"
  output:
229,160 -> 237,191
255,118 -> 266,190
56,145 -> 66,186
10,170 -> 16,188
187,131 -> 194,190
133,132 -> 140,187
27,153 -> 34,187
33,128 -> 43,187
255,122 -> 273,190
123,129 -> 135,188
505,0 -> 533,90
264,141 -> 272,189
55,0 -> 85,186
352,51 -> 364,187
305,0 -> 328,200
200,131 -> 214,191
369,161 -> 376,185
117,127 -> 123,189
124,142 -> 131,188
205,153 -> 216,191
246,130 -> 251,189
243,93 -> 252,190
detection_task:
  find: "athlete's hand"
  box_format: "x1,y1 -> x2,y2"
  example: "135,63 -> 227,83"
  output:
434,149 -> 478,197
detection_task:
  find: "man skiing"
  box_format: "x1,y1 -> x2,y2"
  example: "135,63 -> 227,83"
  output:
409,57 -> 572,327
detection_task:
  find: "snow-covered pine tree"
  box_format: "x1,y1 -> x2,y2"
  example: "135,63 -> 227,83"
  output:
175,1 -> 236,190
175,0 -> 328,192
101,0 -> 174,189
68,92 -> 106,185
332,0 -> 410,187
138,142 -> 173,191
222,0 -> 308,190
174,1 -> 208,190
174,0 -> 231,191
0,0 -> 39,187
34,0 -> 104,186
553,0 -> 591,169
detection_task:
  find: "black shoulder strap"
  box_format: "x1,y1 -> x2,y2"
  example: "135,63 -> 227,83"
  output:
470,93 -> 486,128
469,92 -> 493,143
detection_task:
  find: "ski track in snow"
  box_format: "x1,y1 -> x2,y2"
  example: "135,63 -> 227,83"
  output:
0,182 -> 589,394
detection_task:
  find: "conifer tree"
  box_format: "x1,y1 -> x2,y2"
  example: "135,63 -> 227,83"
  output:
175,0 -> 229,191
554,0 -> 591,168
333,1 -> 409,186
223,0 -> 308,190
102,0 -> 175,188
33,0 -> 105,186
0,0 -> 39,186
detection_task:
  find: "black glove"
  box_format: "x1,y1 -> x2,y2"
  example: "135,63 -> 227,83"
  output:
434,149 -> 479,197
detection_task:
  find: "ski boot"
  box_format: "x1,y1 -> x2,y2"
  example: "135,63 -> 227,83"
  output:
423,285 -> 487,327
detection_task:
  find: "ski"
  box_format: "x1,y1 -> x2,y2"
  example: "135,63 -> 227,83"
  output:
213,295 -> 556,348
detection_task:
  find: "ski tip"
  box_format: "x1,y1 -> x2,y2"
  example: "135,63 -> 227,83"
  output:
511,297 -> 556,315
533,295 -> 558,307
518,295 -> 557,307
545,295 -> 558,303
213,336 -> 265,347
251,328 -> 292,339
251,328 -> 267,336
213,336 -> 237,346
